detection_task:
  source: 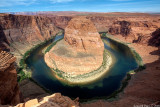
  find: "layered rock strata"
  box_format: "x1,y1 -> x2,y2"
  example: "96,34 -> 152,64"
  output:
149,28 -> 160,47
0,14 -> 61,64
44,17 -> 110,83
15,93 -> 79,107
0,50 -> 20,105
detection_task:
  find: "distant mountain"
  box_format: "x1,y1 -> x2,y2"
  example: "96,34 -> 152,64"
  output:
7,11 -> 160,16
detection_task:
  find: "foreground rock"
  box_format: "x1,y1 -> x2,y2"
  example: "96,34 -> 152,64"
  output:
45,17 -> 104,77
15,93 -> 79,107
0,50 -> 20,105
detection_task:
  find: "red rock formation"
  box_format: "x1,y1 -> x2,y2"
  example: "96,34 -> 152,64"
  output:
0,13 -> 62,64
106,17 -> 160,44
51,16 -> 72,29
45,17 -> 104,75
15,93 -> 79,107
34,14 -> 160,46
149,28 -> 160,47
8,12 -> 159,46
109,21 -> 131,36
0,25 -> 10,51
0,50 -> 20,105
64,17 -> 104,54
0,14 -> 61,44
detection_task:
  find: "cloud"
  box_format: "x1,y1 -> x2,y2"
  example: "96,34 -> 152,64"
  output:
49,0 -> 74,3
0,0 -> 37,7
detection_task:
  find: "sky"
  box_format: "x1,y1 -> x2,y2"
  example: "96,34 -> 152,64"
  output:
0,0 -> 160,13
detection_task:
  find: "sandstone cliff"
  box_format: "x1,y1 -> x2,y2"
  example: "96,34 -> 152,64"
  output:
37,14 -> 160,46
0,50 -> 20,105
88,15 -> 160,45
0,14 -> 61,64
64,17 -> 104,54
11,12 -> 159,46
108,17 -> 160,44
0,14 -> 60,44
0,24 -> 10,51
149,28 -> 160,47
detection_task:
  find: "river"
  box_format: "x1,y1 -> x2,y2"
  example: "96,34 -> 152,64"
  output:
26,34 -> 138,101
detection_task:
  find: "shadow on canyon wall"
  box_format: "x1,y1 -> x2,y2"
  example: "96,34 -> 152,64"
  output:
0,25 -> 10,51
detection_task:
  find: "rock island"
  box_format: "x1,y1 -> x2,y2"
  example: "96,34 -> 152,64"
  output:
44,17 -> 112,83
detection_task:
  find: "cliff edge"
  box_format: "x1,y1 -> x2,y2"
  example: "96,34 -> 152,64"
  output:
0,50 -> 20,105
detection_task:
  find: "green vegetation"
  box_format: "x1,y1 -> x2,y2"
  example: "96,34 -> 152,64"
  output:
57,30 -> 64,35
131,49 -> 144,66
17,69 -> 31,82
131,49 -> 146,72
107,73 -> 131,100
50,48 -> 112,84
44,38 -> 63,54
99,31 -> 108,37
103,32 -> 145,68
18,47 -> 35,82
100,33 -> 146,101
53,68 -> 65,79
129,70 -> 135,74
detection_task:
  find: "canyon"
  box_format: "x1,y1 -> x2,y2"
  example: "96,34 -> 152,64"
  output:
0,12 -> 160,107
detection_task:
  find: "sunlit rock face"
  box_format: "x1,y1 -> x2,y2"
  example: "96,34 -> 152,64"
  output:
64,17 -> 104,54
15,93 -> 79,107
45,17 -> 104,75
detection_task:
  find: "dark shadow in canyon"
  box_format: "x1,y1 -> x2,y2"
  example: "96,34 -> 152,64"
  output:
0,25 -> 10,51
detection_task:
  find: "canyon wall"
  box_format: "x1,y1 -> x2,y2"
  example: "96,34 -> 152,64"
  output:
3,13 -> 159,47
2,13 -> 159,47
42,15 -> 160,46
0,14 -> 61,63
0,14 -> 61,44
149,28 -> 160,47
0,25 -> 20,105
108,17 -> 160,44
88,16 -> 160,45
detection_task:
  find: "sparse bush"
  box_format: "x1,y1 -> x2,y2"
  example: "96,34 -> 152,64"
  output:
44,38 -> 63,53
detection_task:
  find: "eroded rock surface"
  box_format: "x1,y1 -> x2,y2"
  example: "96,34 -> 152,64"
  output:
0,50 -> 20,105
15,93 -> 79,107
0,13 -> 61,64
45,17 -> 104,75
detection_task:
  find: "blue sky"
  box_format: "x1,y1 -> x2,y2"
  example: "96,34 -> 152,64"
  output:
0,0 -> 160,13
